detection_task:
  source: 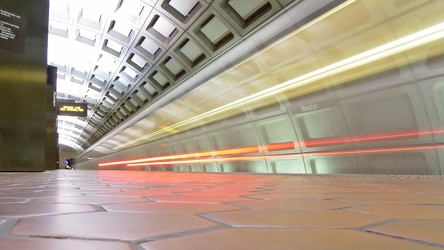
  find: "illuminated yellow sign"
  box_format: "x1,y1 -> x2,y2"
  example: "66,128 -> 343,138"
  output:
59,106 -> 84,112
57,102 -> 87,117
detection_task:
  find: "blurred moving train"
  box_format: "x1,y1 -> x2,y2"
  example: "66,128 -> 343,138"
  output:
75,0 -> 444,175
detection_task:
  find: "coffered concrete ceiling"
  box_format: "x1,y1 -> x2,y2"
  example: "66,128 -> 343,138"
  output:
48,0 -> 298,151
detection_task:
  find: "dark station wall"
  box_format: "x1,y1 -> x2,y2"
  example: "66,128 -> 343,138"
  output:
0,0 -> 50,171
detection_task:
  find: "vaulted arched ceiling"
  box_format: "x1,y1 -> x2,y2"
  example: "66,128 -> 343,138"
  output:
48,0 -> 297,151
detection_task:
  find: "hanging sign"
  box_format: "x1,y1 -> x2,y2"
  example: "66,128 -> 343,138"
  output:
57,102 -> 88,117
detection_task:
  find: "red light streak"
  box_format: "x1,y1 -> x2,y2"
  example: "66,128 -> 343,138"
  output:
98,130 -> 444,168
302,130 -> 443,147
305,144 -> 444,156
266,142 -> 295,151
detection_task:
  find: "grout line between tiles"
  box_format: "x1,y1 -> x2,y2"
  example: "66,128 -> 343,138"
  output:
91,204 -> 107,212
23,234 -> 139,247
365,229 -> 444,249
356,218 -> 398,232
222,202 -> 255,210
134,225 -> 230,243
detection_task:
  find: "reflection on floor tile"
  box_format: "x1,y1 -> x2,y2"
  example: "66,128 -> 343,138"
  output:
12,211 -> 219,241
1,170 -> 444,249
103,201 -> 240,214
0,203 -> 96,217
34,195 -> 149,205
0,198 -> 29,204
229,199 -> 356,210
0,236 -> 132,250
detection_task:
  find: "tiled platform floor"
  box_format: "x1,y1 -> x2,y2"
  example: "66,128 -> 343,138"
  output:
1,170 -> 444,249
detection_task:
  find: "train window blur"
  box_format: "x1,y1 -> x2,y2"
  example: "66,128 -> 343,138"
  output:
433,82 -> 444,124
310,156 -> 359,174
297,108 -> 342,140
349,93 -> 417,137
364,153 -> 427,175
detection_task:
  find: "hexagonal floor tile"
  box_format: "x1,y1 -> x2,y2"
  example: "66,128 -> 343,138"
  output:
103,201 -> 239,214
12,211 -> 218,241
369,219 -> 444,245
229,199 -> 356,210
0,203 -> 96,217
348,204 -> 444,219
206,209 -> 386,228
0,236 -> 132,250
141,228 -> 441,250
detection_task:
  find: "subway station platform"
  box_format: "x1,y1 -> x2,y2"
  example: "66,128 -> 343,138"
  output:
1,170 -> 444,250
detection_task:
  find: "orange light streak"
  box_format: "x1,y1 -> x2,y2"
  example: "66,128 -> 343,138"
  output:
98,146 -> 260,166
98,152 -> 211,166
98,130 -> 444,167
124,144 -> 444,167
216,146 -> 260,155
128,155 -> 267,166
